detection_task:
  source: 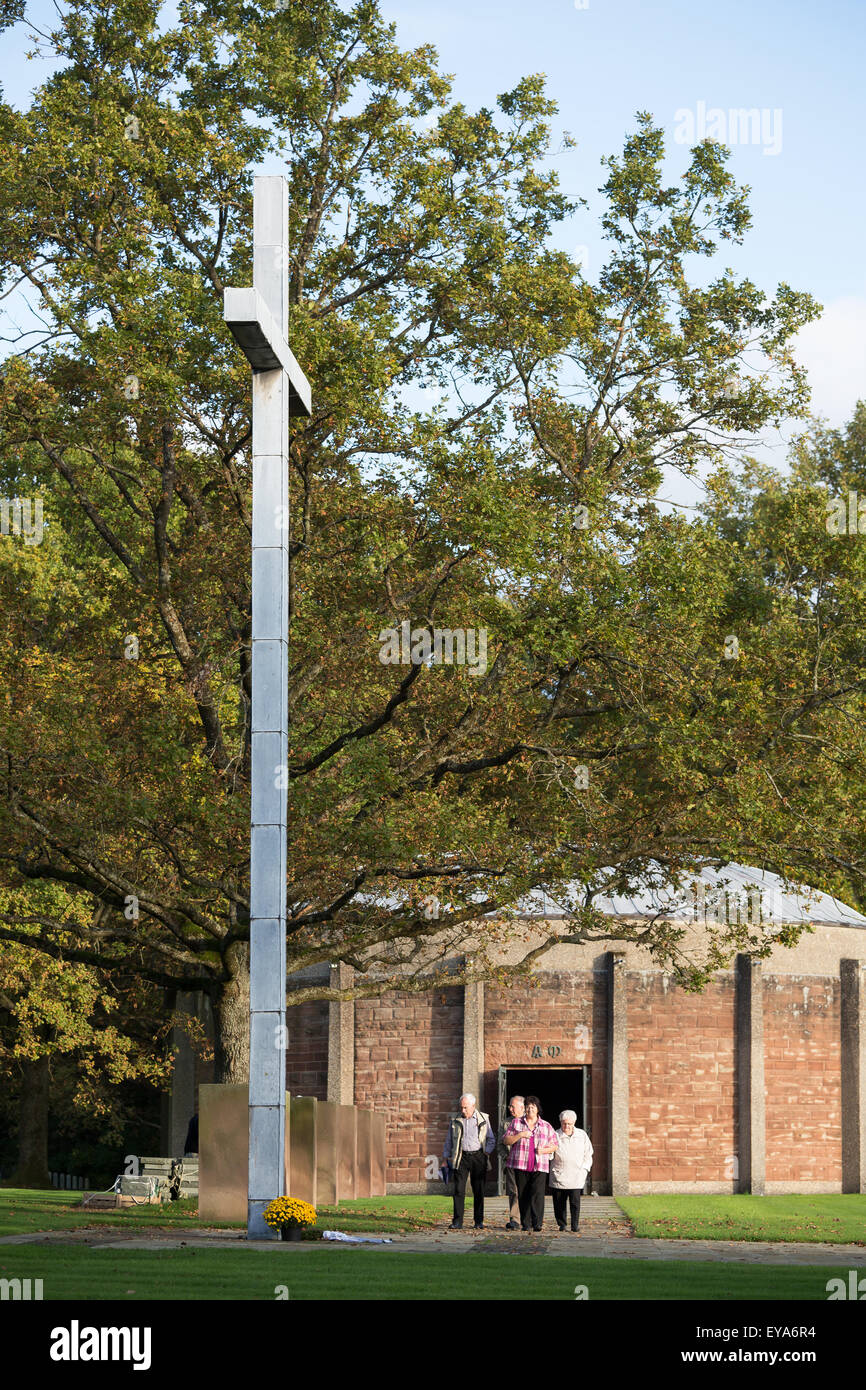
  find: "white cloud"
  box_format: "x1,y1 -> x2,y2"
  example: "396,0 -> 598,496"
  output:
794,296 -> 866,427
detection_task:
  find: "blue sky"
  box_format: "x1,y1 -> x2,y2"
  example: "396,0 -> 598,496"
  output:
377,0 -> 866,437
2,0 -> 864,501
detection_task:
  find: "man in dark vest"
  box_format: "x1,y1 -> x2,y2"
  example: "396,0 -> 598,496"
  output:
442,1093 -> 496,1230
498,1094 -> 525,1229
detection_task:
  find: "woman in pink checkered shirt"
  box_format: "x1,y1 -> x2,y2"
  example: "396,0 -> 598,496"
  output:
503,1095 -> 558,1231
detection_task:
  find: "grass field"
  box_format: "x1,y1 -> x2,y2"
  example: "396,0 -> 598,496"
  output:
0,1244 -> 847,1301
0,1188 -> 451,1237
619,1195 -> 866,1244
2,1190 -> 860,1300
4,1190 -> 866,1243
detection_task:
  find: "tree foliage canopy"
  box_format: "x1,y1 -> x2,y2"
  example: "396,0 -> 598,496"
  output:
0,0 -> 860,1080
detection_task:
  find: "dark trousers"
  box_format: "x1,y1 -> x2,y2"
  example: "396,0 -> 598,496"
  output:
453,1150 -> 487,1226
515,1168 -> 546,1230
552,1187 -> 583,1230
504,1164 -> 519,1220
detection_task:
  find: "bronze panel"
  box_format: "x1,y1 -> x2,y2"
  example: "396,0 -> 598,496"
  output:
355,1108 -> 373,1198
198,1083 -> 247,1223
285,1098 -> 291,1195
371,1112 -> 387,1196
199,1085 -> 291,1224
336,1105 -> 357,1201
289,1095 -> 317,1204
315,1100 -> 339,1206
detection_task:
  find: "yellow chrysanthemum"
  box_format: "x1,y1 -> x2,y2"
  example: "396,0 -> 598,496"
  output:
263,1196 -> 317,1229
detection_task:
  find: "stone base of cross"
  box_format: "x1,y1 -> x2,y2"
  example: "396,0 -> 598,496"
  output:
224,176 -> 311,1239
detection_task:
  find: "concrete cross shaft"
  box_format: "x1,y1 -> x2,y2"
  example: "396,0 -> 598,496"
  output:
224,175 -> 311,1240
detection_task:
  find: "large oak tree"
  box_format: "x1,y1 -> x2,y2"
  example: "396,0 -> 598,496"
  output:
1,0 -> 856,1084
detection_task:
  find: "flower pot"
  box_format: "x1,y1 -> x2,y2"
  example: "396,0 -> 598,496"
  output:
280,1224 -> 304,1242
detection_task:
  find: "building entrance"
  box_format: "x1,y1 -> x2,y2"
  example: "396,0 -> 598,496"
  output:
496,1066 -> 591,1195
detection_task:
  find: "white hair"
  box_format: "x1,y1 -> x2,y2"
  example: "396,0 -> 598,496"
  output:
559,1109 -> 577,1124
461,1092 -> 476,1105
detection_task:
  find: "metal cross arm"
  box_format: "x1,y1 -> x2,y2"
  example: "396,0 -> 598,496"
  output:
224,286 -> 312,416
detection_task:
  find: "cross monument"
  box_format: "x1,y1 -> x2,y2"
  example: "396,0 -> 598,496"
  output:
224,175 -> 311,1239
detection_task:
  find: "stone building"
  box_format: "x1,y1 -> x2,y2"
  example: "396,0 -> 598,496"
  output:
284,866 -> 866,1195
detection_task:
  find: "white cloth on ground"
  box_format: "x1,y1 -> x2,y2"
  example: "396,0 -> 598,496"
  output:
322,1230 -> 393,1243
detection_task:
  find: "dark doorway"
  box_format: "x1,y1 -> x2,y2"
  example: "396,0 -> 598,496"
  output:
496,1066 -> 591,1195
501,1068 -> 587,1131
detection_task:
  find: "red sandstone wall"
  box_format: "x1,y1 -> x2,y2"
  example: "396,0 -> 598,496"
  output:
354,988 -> 463,1185
764,976 -> 841,1184
288,964 -> 847,1191
627,974 -> 736,1185
285,999 -> 329,1099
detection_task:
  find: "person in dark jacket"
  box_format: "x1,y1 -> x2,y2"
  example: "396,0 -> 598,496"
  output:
498,1094 -> 525,1229
442,1093 -> 496,1230
183,1112 -> 198,1155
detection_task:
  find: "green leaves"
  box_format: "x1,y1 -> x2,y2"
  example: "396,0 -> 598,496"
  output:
0,0 -> 855,1054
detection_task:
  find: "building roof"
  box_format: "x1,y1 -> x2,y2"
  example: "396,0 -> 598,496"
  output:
512,863 -> 866,929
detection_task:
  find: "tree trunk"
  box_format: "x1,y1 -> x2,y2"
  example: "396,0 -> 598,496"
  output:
211,942 -> 250,1083
12,1054 -> 52,1188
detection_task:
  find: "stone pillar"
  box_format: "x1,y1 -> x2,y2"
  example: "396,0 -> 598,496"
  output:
327,963 -> 355,1105
606,950 -> 629,1195
841,959 -> 866,1194
735,955 -> 765,1195
462,979 -> 485,1105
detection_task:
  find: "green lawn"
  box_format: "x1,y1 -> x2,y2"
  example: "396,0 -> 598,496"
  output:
0,1189 -> 206,1235
0,1188 -> 451,1237
0,1244 -> 846,1300
6,1189 -> 864,1247
619,1195 -> 866,1244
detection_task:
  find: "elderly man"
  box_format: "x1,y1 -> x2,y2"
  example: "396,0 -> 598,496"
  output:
498,1095 -> 525,1229
549,1109 -> 593,1233
442,1092 -> 496,1229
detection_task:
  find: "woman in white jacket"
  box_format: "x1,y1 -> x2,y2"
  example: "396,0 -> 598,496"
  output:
549,1110 -> 593,1233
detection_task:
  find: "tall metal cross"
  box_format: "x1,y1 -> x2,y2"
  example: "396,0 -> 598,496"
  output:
224,175 -> 311,1239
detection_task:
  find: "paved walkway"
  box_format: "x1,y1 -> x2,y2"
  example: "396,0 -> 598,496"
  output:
3,1223 -> 865,1266
483,1195 -> 625,1222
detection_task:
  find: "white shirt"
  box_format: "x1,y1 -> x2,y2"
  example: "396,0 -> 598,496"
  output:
549,1127 -> 593,1189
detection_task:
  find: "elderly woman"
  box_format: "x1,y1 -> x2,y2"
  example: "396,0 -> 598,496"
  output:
549,1109 -> 593,1233
503,1095 -> 558,1232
